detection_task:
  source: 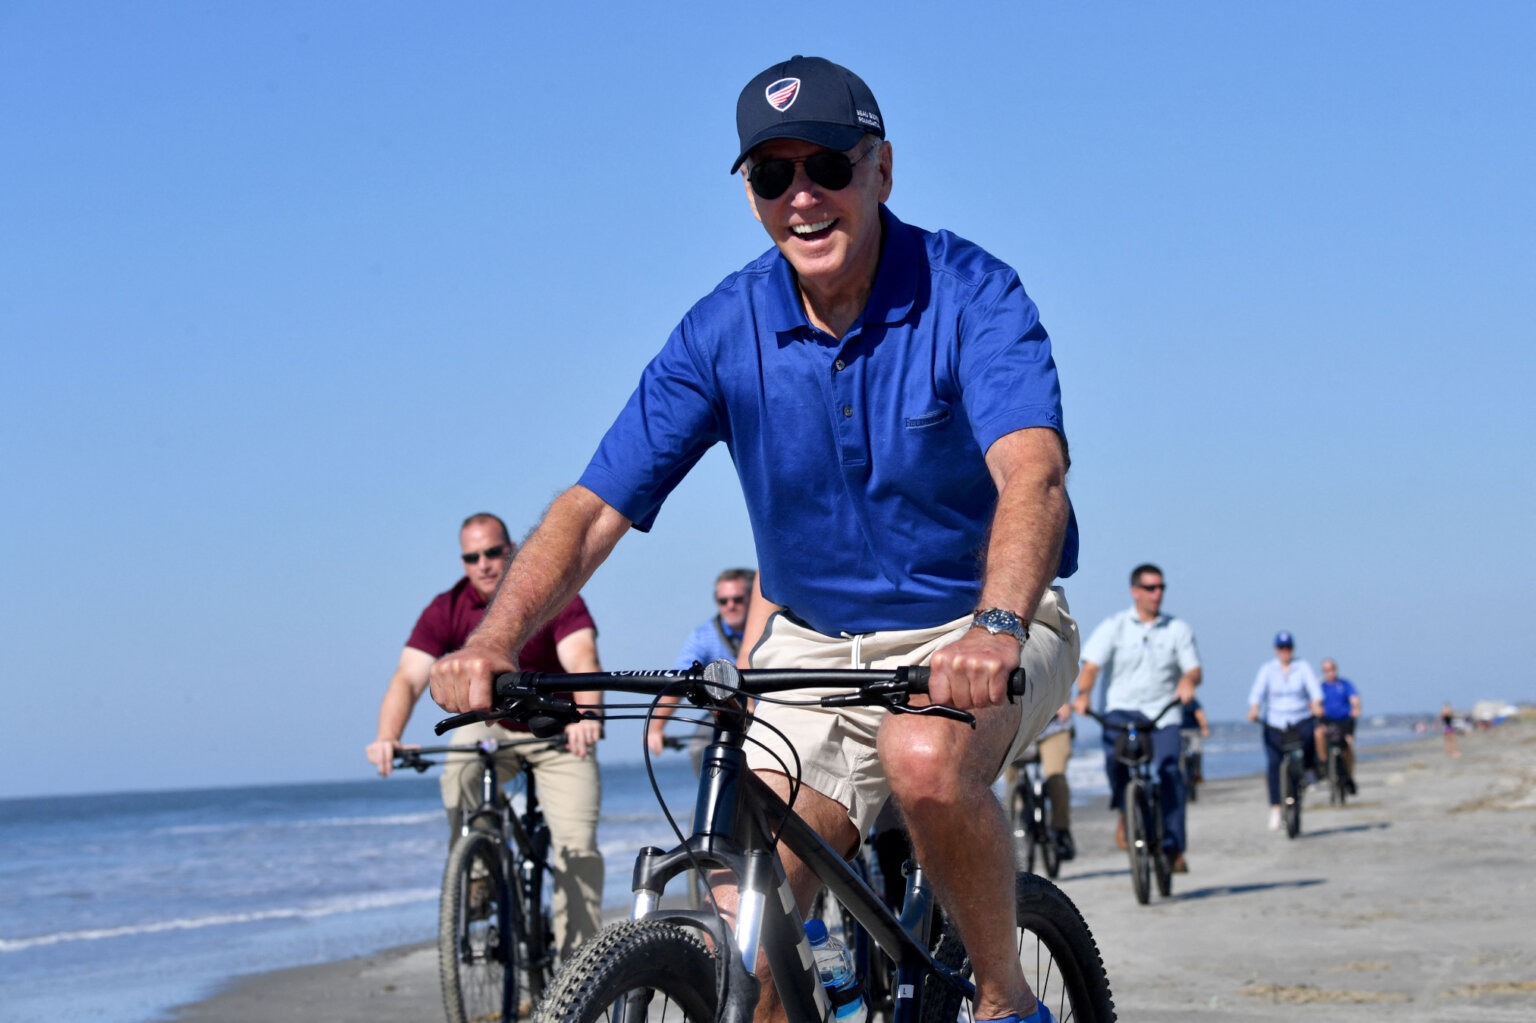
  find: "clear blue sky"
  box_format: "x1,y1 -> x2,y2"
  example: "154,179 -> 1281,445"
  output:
3,3 -> 1532,798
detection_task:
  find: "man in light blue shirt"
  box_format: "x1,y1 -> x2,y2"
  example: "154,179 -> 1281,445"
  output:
1247,631 -> 1324,830
1072,563 -> 1201,871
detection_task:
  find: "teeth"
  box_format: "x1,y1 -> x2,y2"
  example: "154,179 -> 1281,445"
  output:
791,219 -> 835,236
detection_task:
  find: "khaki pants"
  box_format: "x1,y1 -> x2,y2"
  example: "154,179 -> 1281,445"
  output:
439,720 -> 603,959
745,587 -> 1080,838
1006,728 -> 1074,831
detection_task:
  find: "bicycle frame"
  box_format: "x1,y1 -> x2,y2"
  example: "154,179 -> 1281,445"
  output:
451,664 -> 978,1023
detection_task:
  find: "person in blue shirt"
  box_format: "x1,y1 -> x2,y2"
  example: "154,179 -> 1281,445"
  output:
1313,658 -> 1361,793
1247,632 -> 1324,831
646,567 -> 756,769
431,55 -> 1080,1023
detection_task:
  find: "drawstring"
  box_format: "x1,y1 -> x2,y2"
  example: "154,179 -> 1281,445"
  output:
839,631 -> 867,669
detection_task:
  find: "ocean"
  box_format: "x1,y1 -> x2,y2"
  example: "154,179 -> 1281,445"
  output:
0,717 -> 1426,1023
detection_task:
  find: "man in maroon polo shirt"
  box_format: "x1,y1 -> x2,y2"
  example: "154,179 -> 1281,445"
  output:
366,511 -> 605,958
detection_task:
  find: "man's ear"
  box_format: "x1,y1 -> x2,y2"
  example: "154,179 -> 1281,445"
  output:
743,174 -> 764,223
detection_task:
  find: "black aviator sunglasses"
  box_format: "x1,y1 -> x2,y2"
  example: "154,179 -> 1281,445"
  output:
747,142 -> 881,201
461,544 -> 509,565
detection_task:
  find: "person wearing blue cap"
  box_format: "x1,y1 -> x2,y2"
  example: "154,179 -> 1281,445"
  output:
1247,632 -> 1324,830
431,54 -> 1080,1023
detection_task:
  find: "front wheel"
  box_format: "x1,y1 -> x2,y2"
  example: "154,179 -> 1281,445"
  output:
532,920 -> 718,1023
1124,780 -> 1151,905
1010,782 -> 1039,874
1329,748 -> 1348,807
1282,755 -> 1303,839
928,873 -> 1116,1023
441,830 -> 517,1023
1036,782 -> 1062,880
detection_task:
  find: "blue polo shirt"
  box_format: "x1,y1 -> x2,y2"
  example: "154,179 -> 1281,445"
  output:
1320,677 -> 1358,719
579,206 -> 1077,636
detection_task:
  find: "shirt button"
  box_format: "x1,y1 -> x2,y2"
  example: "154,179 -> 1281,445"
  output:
842,405 -> 853,417
834,359 -> 845,371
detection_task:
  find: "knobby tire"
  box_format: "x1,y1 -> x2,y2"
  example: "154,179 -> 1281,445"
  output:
531,920 -> 717,1023
1124,781 -> 1151,905
441,830 -> 517,1023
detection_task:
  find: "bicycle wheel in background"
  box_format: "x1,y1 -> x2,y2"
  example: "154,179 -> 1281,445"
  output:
1185,751 -> 1201,803
532,920 -> 717,1023
440,831 -> 517,1023
1123,780 -> 1151,905
1329,747 -> 1348,806
926,873 -> 1116,1023
1150,797 -> 1172,900
1036,783 -> 1061,880
1009,782 -> 1039,874
1282,755 -> 1303,839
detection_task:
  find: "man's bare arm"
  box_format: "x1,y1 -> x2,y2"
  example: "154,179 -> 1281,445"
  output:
927,427 -> 1068,710
431,485 -> 631,713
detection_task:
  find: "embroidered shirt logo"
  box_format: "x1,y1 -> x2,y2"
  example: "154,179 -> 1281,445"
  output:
765,77 -> 800,111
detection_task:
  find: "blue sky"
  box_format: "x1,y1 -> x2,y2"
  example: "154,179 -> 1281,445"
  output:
3,3 -> 1532,798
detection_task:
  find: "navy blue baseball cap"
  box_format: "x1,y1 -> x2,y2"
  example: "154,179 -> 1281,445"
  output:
731,55 -> 884,173
1274,631 -> 1295,648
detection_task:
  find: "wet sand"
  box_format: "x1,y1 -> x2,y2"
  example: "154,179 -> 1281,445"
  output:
168,723 -> 1536,1022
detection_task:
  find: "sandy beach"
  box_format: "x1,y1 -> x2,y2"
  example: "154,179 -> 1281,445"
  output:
168,723 -> 1535,1022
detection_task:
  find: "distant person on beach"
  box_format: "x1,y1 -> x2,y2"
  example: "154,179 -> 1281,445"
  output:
365,512 -> 605,959
1246,631 -> 1323,831
1005,703 -> 1077,861
429,54 -> 1082,1023
1072,563 -> 1201,873
1441,701 -> 1462,757
646,566 -> 756,770
1314,658 -> 1361,792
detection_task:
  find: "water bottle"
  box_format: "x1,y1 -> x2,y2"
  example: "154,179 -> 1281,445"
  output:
804,919 -> 867,1023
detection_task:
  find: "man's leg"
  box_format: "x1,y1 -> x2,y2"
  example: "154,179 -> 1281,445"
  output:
530,746 -> 605,958
1037,729 -> 1072,833
882,702 -> 1033,1019
1151,724 -> 1186,854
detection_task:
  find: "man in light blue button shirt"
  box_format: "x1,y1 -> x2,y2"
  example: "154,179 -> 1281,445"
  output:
1071,563 -> 1201,871
1247,631 -> 1324,829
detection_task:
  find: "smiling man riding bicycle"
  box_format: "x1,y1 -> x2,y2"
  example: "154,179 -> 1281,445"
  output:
431,55 -> 1081,1023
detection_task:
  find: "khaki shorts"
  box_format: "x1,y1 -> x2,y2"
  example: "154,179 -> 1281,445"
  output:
745,587 -> 1079,837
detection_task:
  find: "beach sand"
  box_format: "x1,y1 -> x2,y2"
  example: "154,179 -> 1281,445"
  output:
168,724 -> 1536,1022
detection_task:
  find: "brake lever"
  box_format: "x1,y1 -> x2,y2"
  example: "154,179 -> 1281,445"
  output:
434,709 -> 505,735
891,703 -> 977,728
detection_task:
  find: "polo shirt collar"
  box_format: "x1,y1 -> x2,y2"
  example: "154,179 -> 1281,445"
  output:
763,205 -> 919,335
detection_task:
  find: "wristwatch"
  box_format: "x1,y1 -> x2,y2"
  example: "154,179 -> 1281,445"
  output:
970,607 -> 1029,645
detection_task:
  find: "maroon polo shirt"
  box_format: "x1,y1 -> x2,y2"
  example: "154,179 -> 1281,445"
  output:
406,577 -> 596,732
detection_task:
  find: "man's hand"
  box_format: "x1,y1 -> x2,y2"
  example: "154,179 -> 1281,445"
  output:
645,720 -> 668,756
927,628 -> 1022,711
1175,676 -> 1199,704
1055,701 -> 1073,723
366,738 -> 409,777
565,718 -> 601,759
1071,691 -> 1092,718
430,641 -> 517,713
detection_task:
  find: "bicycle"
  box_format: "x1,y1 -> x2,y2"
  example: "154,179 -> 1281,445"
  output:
1321,721 -> 1353,806
1177,729 -> 1202,804
1086,701 -> 1180,906
437,659 -> 1116,1023
1006,743 -> 1062,880
394,734 -> 567,1023
1276,726 -> 1307,838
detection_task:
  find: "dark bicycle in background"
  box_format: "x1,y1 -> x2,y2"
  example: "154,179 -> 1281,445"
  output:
1322,721 -> 1354,806
436,660 -> 1116,1023
1275,726 -> 1308,838
1007,741 -> 1063,879
1087,701 -> 1181,905
394,735 -> 567,1023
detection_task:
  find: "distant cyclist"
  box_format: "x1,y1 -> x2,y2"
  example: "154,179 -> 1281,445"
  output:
1073,563 -> 1201,874
1179,697 -> 1211,786
1005,702 -> 1077,861
1246,631 -> 1323,831
1313,659 -> 1361,794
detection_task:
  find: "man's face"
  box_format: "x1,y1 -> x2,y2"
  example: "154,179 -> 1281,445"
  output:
715,577 -> 751,630
1321,659 -> 1337,681
1131,572 -> 1165,620
1276,644 -> 1294,666
459,521 -> 512,601
743,138 -> 892,299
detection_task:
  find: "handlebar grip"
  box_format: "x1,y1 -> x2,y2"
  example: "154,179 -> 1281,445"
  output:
901,666 -> 1026,697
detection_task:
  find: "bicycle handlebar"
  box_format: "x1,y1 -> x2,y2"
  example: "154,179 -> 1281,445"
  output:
1084,697 -> 1184,732
391,734 -> 569,771
433,660 -> 1028,736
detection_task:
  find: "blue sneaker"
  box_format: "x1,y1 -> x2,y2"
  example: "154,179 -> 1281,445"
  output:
979,1005 -> 1055,1023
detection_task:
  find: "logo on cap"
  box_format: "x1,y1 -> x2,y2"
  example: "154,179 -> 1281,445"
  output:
765,78 -> 800,111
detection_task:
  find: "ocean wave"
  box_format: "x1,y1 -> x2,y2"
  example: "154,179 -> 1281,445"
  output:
0,887 -> 438,953
156,812 -> 440,836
